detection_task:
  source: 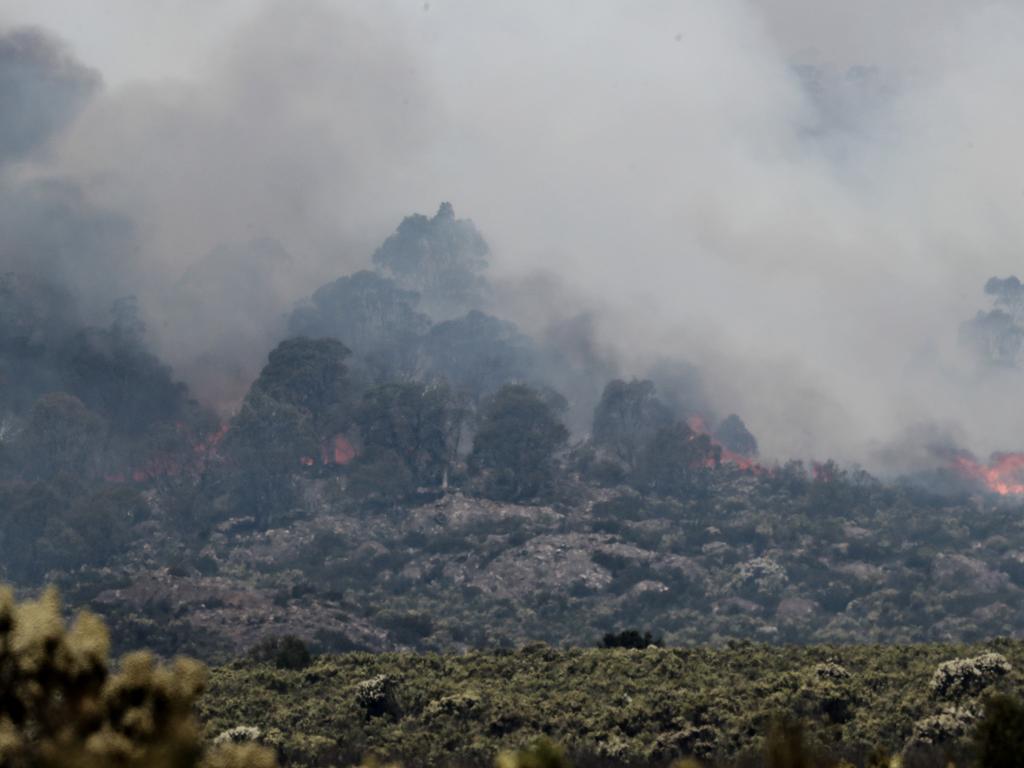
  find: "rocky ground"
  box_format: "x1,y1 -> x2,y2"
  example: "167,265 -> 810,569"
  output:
52,467 -> 1024,661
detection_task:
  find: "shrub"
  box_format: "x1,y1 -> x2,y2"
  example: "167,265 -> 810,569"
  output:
0,585 -> 276,768
974,694 -> 1024,768
599,629 -> 663,649
930,652 -> 1012,700
248,635 -> 313,670
497,738 -> 571,768
355,674 -> 401,719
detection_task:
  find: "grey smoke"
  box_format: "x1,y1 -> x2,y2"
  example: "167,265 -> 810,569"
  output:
0,26 -> 98,163
0,26 -> 136,320
5,2 -> 1024,469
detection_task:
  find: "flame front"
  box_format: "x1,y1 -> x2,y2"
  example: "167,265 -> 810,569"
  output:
952,452 -> 1024,496
686,415 -> 760,471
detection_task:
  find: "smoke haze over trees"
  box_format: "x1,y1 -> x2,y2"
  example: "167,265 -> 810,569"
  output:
15,8 -> 1024,766
4,1 -> 1024,468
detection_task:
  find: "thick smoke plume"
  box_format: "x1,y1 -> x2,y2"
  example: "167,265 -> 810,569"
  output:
5,1 -> 1024,469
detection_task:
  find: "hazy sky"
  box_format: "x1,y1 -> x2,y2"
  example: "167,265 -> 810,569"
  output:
2,1 -> 1023,466
0,0 -> 252,84
0,1 -> 993,83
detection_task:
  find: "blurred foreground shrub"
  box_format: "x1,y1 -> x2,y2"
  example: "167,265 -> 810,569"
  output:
0,585 -> 276,768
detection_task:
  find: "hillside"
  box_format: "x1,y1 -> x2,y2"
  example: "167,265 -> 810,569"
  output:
54,465 -> 1024,661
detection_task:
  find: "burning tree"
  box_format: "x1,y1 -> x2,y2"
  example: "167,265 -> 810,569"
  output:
630,421 -> 720,498
219,337 -> 358,527
713,413 -> 759,458
245,336 -> 354,444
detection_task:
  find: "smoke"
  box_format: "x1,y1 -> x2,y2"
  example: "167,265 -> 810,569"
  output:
0,26 -> 132,319
0,26 -> 97,163
6,1 -> 1024,467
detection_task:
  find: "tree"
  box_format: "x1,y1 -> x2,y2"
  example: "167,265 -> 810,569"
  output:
222,390 -> 315,528
0,482 -> 63,582
985,275 -> 1024,316
0,481 -> 147,582
631,421 -> 720,498
468,384 -> 569,501
39,485 -> 148,570
961,276 -> 1024,367
19,391 -> 105,480
418,311 -> 536,402
60,298 -> 192,438
247,337 -> 354,442
288,271 -> 430,380
222,338 -> 355,528
372,202 -> 491,319
961,309 -> 1024,367
0,273 -> 77,413
354,381 -> 465,493
714,413 -> 758,457
0,585 -> 275,768
592,379 -> 672,470
345,448 -> 416,508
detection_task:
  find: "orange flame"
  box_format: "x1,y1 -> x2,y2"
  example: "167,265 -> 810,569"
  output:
321,434 -> 356,465
951,451 -> 1024,496
195,421 -> 229,453
686,415 -> 760,472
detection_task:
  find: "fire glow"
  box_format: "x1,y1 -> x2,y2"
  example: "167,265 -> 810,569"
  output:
686,415 -> 760,471
301,434 -> 356,468
951,451 -> 1024,496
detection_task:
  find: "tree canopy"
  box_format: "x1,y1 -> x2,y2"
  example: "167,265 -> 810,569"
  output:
372,202 -> 491,319
418,311 -> 536,402
592,378 -> 673,470
469,384 -> 569,502
288,271 -> 429,380
354,381 -> 464,493
247,336 -> 354,442
630,421 -> 720,498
